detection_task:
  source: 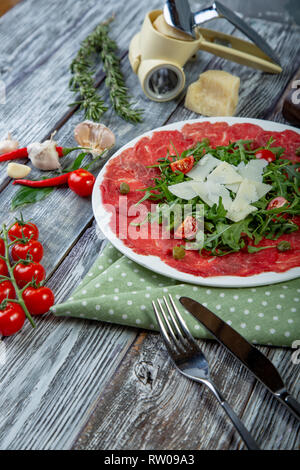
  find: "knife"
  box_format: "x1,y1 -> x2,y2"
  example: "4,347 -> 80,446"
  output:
180,296 -> 300,422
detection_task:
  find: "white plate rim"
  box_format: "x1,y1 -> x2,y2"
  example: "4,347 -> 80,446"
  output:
92,117 -> 300,288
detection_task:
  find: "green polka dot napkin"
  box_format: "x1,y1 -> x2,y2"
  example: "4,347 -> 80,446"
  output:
52,243 -> 300,347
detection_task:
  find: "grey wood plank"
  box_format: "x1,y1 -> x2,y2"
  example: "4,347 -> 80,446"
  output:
72,333 -> 299,450
0,222 -> 139,450
238,347 -> 300,450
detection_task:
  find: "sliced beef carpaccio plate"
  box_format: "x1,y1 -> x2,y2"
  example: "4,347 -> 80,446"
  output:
99,120 -> 300,279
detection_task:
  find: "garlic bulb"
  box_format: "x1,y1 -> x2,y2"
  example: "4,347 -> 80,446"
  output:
0,133 -> 19,155
28,139 -> 61,171
74,121 -> 115,157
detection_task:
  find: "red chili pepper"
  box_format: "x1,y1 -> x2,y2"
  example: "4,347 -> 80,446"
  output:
0,146 -> 68,163
0,148 -> 29,162
13,172 -> 71,188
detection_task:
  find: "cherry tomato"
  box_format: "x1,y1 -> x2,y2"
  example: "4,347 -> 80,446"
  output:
68,169 -> 96,197
255,149 -> 276,163
0,259 -> 8,277
23,286 -> 55,316
0,281 -> 16,303
170,156 -> 194,174
0,302 -> 25,337
267,197 -> 289,211
174,216 -> 198,240
11,240 -> 44,263
8,221 -> 39,242
0,238 -> 5,256
13,262 -> 46,289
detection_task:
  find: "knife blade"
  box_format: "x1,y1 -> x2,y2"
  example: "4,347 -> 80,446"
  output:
180,296 -> 300,422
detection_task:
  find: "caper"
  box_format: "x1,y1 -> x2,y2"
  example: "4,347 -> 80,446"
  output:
202,138 -> 210,146
277,241 -> 291,252
172,245 -> 186,260
119,182 -> 130,195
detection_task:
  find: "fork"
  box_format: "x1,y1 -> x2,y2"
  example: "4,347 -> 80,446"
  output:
152,294 -> 260,450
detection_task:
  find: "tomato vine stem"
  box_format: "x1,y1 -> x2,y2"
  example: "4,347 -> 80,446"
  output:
1,224 -> 36,328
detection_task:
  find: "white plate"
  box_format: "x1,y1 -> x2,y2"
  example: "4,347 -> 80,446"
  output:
92,117 -> 300,288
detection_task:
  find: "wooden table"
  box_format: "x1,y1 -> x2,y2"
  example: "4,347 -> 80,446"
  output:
0,0 -> 299,451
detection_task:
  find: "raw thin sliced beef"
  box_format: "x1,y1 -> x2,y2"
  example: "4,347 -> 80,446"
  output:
100,122 -> 300,277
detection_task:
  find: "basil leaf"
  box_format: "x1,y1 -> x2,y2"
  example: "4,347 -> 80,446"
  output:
11,186 -> 54,210
64,152 -> 88,172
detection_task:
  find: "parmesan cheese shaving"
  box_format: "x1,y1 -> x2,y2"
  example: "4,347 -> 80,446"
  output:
187,153 -> 219,181
191,180 -> 233,210
168,181 -> 198,200
207,161 -> 243,185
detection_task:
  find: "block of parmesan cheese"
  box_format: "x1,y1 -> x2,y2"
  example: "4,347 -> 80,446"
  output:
185,70 -> 240,116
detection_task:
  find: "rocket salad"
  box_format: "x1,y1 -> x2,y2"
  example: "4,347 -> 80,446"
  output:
132,138 -> 300,257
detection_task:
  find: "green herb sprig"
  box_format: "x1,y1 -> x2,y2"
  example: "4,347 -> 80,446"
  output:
69,17 -> 143,123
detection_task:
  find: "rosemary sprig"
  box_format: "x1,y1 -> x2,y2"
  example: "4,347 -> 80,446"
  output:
99,23 -> 144,123
69,17 -> 143,123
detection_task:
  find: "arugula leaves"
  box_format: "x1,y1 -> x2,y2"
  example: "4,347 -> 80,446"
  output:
137,138 -> 300,256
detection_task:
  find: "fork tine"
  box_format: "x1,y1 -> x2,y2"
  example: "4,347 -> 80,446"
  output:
152,299 -> 186,356
162,296 -> 187,348
152,300 -> 172,347
157,298 -> 179,345
152,300 -> 176,353
168,294 -> 198,347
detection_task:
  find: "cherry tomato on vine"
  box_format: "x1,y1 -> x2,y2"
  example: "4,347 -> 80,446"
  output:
267,197 -> 289,222
0,238 -> 5,256
255,149 -> 276,163
0,259 -> 8,277
0,302 -> 25,336
0,281 -> 16,304
267,197 -> 289,211
11,240 -> 44,263
22,286 -> 55,316
174,216 -> 198,240
8,221 -> 39,242
68,169 -> 96,197
170,155 -> 194,174
13,262 -> 46,289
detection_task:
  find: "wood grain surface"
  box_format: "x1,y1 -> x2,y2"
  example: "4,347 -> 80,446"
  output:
0,0 -> 299,451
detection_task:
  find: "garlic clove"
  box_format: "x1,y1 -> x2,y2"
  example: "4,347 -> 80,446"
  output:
0,133 -> 19,155
74,121 -> 115,156
7,162 -> 31,179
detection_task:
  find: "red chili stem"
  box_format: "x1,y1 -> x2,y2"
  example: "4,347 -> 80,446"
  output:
13,172 -> 71,188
